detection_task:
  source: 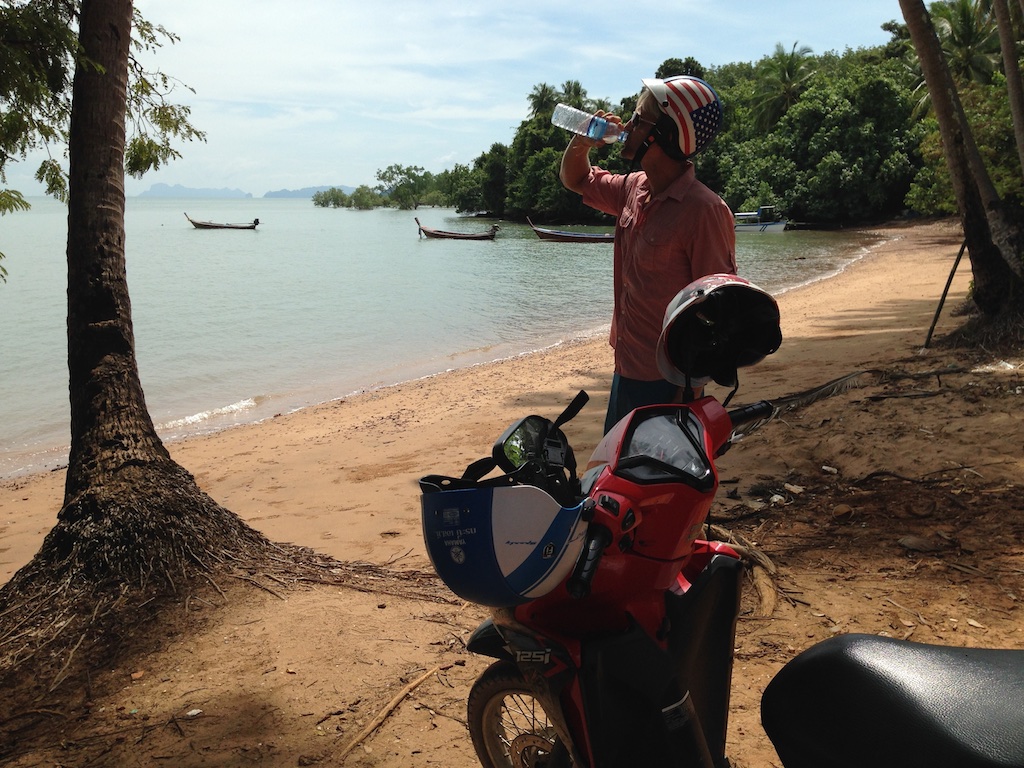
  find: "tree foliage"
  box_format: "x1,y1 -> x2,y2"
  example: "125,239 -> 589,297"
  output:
0,0 -> 204,280
375,163 -> 431,209
314,0 -> 1021,238
0,1 -> 204,203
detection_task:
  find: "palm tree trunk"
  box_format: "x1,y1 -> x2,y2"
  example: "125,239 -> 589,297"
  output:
900,0 -> 1023,314
993,0 -> 1024,178
65,0 -> 169,501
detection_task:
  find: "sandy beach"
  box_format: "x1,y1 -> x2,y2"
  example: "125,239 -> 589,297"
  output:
2,218 -> 1023,767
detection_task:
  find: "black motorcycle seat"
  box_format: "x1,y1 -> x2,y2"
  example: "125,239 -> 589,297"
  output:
761,633 -> 1024,768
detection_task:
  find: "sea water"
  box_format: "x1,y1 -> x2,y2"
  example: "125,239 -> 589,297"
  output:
0,197 -> 883,479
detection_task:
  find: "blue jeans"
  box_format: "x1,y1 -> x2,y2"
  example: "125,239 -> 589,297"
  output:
604,373 -> 683,434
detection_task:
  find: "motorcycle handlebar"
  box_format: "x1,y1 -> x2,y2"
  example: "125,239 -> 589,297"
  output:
727,400 -> 774,430
567,525 -> 613,599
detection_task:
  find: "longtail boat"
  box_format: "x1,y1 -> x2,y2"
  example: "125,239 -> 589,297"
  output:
528,217 -> 614,243
185,213 -> 260,230
415,217 -> 498,240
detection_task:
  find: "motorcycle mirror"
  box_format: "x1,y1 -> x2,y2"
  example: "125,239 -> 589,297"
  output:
492,415 -> 552,473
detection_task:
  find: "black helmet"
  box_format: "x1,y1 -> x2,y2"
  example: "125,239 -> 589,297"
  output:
657,274 -> 782,387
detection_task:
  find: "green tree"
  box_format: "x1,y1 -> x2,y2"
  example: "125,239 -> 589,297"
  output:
528,82 -> 559,116
900,0 -> 1024,317
560,79 -> 586,108
0,0 -> 204,280
312,187 -> 350,208
656,57 -> 706,80
350,184 -> 382,210
437,162 -> 487,213
908,75 -> 1024,212
375,163 -> 428,209
752,42 -> 816,131
0,0 -> 282,698
932,0 -> 1001,84
992,0 -> 1024,177
477,142 -> 509,216
715,58 -> 920,224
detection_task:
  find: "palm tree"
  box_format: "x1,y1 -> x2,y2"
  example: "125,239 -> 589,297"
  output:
899,0 -> 1024,317
559,80 -> 587,108
752,42 -> 815,131
528,83 -> 559,117
992,0 -> 1024,176
931,0 -> 1001,84
0,0 -> 279,689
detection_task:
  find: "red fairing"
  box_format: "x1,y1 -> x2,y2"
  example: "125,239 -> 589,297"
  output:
514,398 -> 735,640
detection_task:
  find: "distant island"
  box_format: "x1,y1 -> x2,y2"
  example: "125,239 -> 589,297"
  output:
264,185 -> 357,198
137,183 -> 357,199
139,183 -> 252,199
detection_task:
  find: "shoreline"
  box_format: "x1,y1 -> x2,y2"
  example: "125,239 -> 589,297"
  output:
0,218 -> 972,584
0,228 -> 888,482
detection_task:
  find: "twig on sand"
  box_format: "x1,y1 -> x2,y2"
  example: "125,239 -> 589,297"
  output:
337,664 -> 453,762
230,575 -> 286,600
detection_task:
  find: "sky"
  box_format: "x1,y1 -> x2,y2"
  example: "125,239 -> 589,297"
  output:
9,0 -> 906,198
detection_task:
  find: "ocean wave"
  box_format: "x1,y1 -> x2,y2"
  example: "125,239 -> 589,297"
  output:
159,398 -> 260,431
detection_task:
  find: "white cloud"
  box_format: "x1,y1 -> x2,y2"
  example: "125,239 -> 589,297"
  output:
7,0 -> 900,196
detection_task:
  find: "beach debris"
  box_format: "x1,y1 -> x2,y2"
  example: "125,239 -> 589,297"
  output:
971,360 -> 1018,373
832,503 -> 855,522
821,465 -> 839,474
185,708 -> 203,718
336,664 -> 452,761
783,483 -> 805,495
897,535 -> 942,553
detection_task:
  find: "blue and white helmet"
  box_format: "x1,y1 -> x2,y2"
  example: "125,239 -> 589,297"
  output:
421,482 -> 588,607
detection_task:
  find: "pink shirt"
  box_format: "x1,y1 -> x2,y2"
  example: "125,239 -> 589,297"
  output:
582,164 -> 737,380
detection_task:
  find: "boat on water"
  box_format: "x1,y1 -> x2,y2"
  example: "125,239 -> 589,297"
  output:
527,217 -> 614,243
185,213 -> 260,230
734,205 -> 788,233
415,217 -> 499,240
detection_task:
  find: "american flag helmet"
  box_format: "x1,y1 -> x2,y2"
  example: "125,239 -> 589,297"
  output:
640,75 -> 723,159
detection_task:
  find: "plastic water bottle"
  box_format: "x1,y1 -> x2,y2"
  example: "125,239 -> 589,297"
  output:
551,103 -> 628,144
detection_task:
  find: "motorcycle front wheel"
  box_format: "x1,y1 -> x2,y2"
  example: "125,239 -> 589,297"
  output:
467,660 -> 572,768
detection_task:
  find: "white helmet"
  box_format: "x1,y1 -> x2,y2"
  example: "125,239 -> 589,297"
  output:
657,274 -> 782,387
639,75 -> 723,160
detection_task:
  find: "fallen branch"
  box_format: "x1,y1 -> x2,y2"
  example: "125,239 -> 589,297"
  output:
749,565 -> 778,617
707,524 -> 777,574
337,664 -> 452,762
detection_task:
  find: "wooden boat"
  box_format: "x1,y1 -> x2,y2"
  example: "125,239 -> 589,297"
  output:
185,213 -> 260,230
527,217 -> 614,243
734,205 -> 788,233
415,217 -> 498,240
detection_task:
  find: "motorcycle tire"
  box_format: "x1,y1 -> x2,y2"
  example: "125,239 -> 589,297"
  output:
467,660 -> 572,768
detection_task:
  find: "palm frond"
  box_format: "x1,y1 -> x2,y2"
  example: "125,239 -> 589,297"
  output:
730,369 -> 883,442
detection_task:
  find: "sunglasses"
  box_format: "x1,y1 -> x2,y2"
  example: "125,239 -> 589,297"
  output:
628,112 -> 658,130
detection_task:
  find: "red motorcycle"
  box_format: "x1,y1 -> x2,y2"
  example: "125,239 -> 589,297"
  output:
420,275 -> 1024,768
